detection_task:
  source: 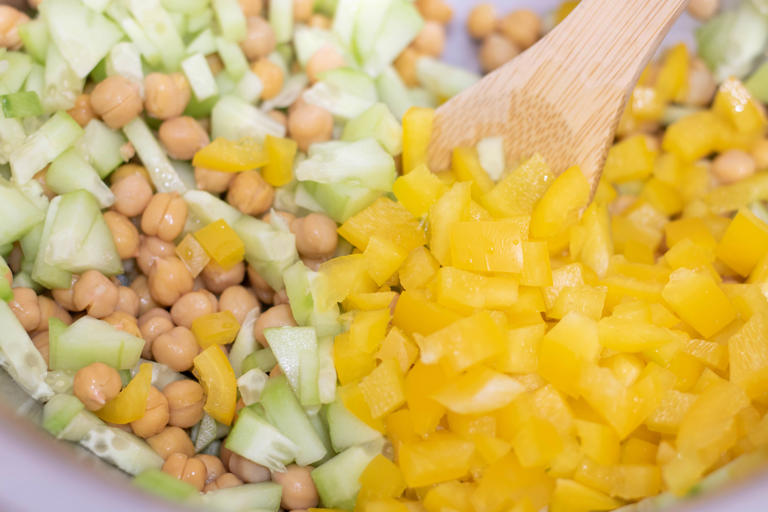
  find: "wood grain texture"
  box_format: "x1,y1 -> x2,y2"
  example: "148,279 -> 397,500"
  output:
428,0 -> 690,189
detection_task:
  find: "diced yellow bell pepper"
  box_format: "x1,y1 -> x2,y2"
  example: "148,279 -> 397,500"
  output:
598,316 -> 683,352
193,219 -> 245,269
627,86 -> 665,122
318,254 -> 378,306
358,454 -> 406,503
392,164 -> 447,217
543,263 -> 586,310
404,362 -> 448,436
349,309 -> 390,354
491,323 -> 545,374
472,453 -> 554,512
514,416 -> 563,468
191,310 -> 240,348
705,172 -> 768,214
646,389 -> 697,435
422,481 -> 475,512
402,107 -> 434,174
653,152 -> 683,186
521,241 -> 552,287
538,312 -> 599,396
343,291 -> 397,312
575,419 -> 620,466
192,137 -> 268,172
602,135 -> 657,183
682,338 -> 728,373
550,479 -> 620,512
359,359 -> 406,419
339,198 -> 426,253
662,111 -> 723,162
621,437 -> 658,464
193,345 -> 237,425
641,178 -> 683,216
363,236 -> 409,286
432,366 -> 523,415
339,382 -> 386,433
392,290 -> 461,337
376,327 -> 418,374
385,408 -> 417,452
716,208 -> 768,276
655,43 -> 689,102
549,285 -> 607,321
334,331 -> 375,385
261,135 -> 297,187
570,203 -> 613,278
661,268 -> 737,337
175,233 -> 211,277
398,434 -> 475,488
481,154 -> 555,217
357,499 -> 409,512
450,218 -> 529,274
713,78 -> 767,135
663,238 -> 715,271
664,217 -> 717,249
728,312 -> 768,398
432,267 -> 518,312
451,147 -> 494,200
530,166 -> 590,239
398,246 -> 440,291
96,363 -> 152,424
446,411 -> 497,438
429,182 -> 471,265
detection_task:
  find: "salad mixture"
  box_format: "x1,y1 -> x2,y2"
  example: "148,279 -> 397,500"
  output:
2,0 -> 768,511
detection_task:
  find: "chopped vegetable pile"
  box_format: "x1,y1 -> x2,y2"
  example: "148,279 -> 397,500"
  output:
2,0 -> 768,511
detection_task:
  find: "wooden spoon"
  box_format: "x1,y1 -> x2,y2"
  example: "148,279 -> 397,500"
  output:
427,0 -> 690,189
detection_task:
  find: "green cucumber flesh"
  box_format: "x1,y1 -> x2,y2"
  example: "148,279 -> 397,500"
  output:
229,307 -> 261,377
311,440 -> 383,510
31,196 -> 72,290
0,300 -> 52,401
80,425 -> 164,475
0,91 -> 43,118
46,148 -> 115,208
18,18 -> 49,64
42,394 -> 85,438
225,407 -> 299,471
200,482 -> 282,512
134,469 -> 199,503
0,178 -> 45,247
241,348 -> 279,374
325,395 -> 382,453
49,316 -> 145,371
76,119 -> 128,179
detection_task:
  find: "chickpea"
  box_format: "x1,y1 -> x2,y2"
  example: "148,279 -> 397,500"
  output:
171,291 -> 218,328
148,426 -> 195,460
272,288 -> 289,305
394,47 -> 420,87
203,472 -> 243,492
141,193 -> 188,243
206,54 -> 225,76
90,76 -> 143,129
201,261 -> 246,294
412,21 -> 445,57
228,453 -> 271,483
139,308 -> 174,358
252,58 -> 284,100
103,211 -> 140,259
226,171 -> 275,216
111,163 -> 151,186
499,9 -> 541,50
0,6 -> 29,50
144,72 -> 191,120
32,331 -> 49,367
416,0 -> 453,23
240,16 -> 276,61
149,257 -> 195,307
752,139 -> 768,170
196,455 -> 226,484
272,465 -> 319,510
247,265 -> 276,304
220,445 -> 233,470
267,109 -> 288,128
120,142 -> 136,161
219,286 -> 259,325
195,166 -> 234,194
131,386 -> 170,438
164,379 -> 205,428
308,14 -> 331,29
306,46 -> 345,83
36,296 -> 72,331
287,101 -> 334,153
73,362 -> 123,411
116,286 -> 140,317
162,453 -> 207,492
52,276 -> 79,312
111,173 -> 153,218
293,0 -> 313,22
238,0 -> 262,17
73,270 -> 119,318
130,275 -> 158,316
254,304 -> 297,346
479,33 -> 520,73
66,94 -> 96,128
467,3 -> 497,39
292,213 -> 338,259
137,237 -> 176,276
685,58 -> 717,107
688,0 -> 719,21
158,117 -> 210,161
9,288 -> 40,332
152,326 -> 198,372
712,149 -> 756,185
262,210 -> 296,226
103,311 -> 142,338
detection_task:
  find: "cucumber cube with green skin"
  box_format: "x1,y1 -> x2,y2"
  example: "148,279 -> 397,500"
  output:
46,148 -> 115,208
10,111 -> 83,185
241,349 -> 279,375
342,102 -> 403,156
0,52 -> 33,93
311,440 -> 384,510
49,316 -> 145,371
0,255 -> 11,302
0,178 -> 45,247
31,195 -> 71,290
76,119 -> 128,179
0,91 -> 43,118
300,180 -> 384,223
325,395 -> 382,453
263,326 -> 319,402
80,426 -> 163,475
134,469 -> 199,503
42,394 -> 85,438
225,407 -> 298,472
17,18 -> 49,64
200,483 -> 282,512
0,300 -> 52,400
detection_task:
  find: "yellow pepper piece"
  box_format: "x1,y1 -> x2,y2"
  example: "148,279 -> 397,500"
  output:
398,434 -> 475,488
429,182 -> 472,266
175,233 -> 211,278
603,135 -> 657,183
513,416 -> 562,468
192,137 -> 269,172
713,78 -> 767,135
715,208 -> 768,277
530,165 -> 590,239
342,291 -> 397,312
191,310 -> 240,348
363,236 -> 409,286
262,134 -> 297,187
728,312 -> 768,398
339,382 -> 386,432
193,219 -> 245,269
661,268 -> 736,338
451,147 -> 494,200
481,154 -> 554,217
399,246 -> 440,291
96,363 -> 152,424
359,359 -> 406,419
655,43 -> 689,103
338,197 -> 425,253
521,241 -> 552,287
402,107 -> 434,174
392,164 -> 448,217
538,312 -> 600,397
662,111 -> 724,162
333,331 -> 376,385
449,218 -> 529,274
432,267 -> 519,312
376,327 -> 419,374
550,479 -> 621,512
431,366 -> 523,415
193,345 -> 238,425
358,454 -> 407,503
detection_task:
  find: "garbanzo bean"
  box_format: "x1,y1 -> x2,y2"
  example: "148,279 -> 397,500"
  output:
272,288 -> 289,305
164,379 -> 205,428
203,472 -> 243,492
688,0 -> 719,21
479,33 -> 520,73
130,275 -> 158,316
152,326 -> 198,372
262,210 -> 296,227
219,286 -> 259,325
227,453 -> 270,483
272,465 -> 320,510
111,173 -> 153,218
394,47 -> 420,87
36,296 -> 72,331
240,16 -> 276,61
308,14 -> 331,29
144,72 -> 191,120
200,261 -> 246,294
498,9 -> 541,50
141,193 -> 188,243
130,386 -> 170,439
195,166 -> 234,194
292,213 -> 338,259
712,149 -> 756,185
90,76 -> 143,129
66,94 -> 96,128
137,236 -> 176,276
147,426 -> 195,460
685,58 -> 717,107
206,54 -> 225,76
158,117 -> 210,161
116,286 -> 140,317
196,454 -> 226,484
247,265 -> 276,304
32,331 -> 49,367
9,287 -> 40,332
162,453 -> 207,492
412,21 -> 446,57
170,290 -> 218,328
226,171 -> 275,216
467,3 -> 497,39
306,45 -> 345,83
416,0 -> 453,23
254,304 -> 297,346
238,0 -> 263,17
73,270 -> 119,318
0,6 -> 29,50
149,257 -> 195,306
139,308 -> 174,358
103,311 -> 142,338
103,211 -> 140,259
266,109 -> 288,128
287,101 -> 334,153
293,0 -> 313,22
252,58 -> 284,100
52,276 -> 79,312
73,362 -> 123,411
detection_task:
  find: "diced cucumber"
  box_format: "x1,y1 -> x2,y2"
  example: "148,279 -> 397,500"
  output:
184,189 -> 243,226
260,375 -> 328,465
42,44 -> 84,112
105,3 -> 163,69
332,0 -> 361,47
186,28 -> 217,57
311,440 -> 383,510
375,65 -> 413,120
31,196 -> 71,290
123,117 -> 187,193
126,0 -> 186,72
81,425 -> 164,475
318,336 -> 336,404
242,348 -> 278,374
10,110 -> 83,185
49,316 -> 145,371
200,483 -> 282,512
58,409 -> 104,442
18,18 -> 49,64
82,0 -> 112,11
229,307 -> 261,376
352,0 -> 393,62
0,117 -> 26,165
361,0 -> 423,77
225,407 -> 299,471
0,91 -> 43,119
746,60 -> 768,103
307,407 -> 334,462
162,0 -> 210,14
0,178 -> 45,246
264,325 -> 320,406
169,11 -> 187,35
212,0 -> 247,42
238,368 -> 269,405
131,359 -> 186,389
106,43 -> 144,93
186,7 -> 215,35
76,119 -> 128,179
20,222 -> 44,272
0,255 -> 11,302
0,52 -> 33,93
46,148 -> 115,208
45,369 -> 75,395
134,469 -> 199,503
182,53 -> 219,102
300,180 -> 383,223
40,0 -> 123,78
416,57 -> 481,99
216,36 -> 249,80
408,86 -> 437,109
234,70 -> 263,104
42,394 -> 85,438
192,412 -> 229,453
0,300 -> 53,401
233,215 -> 298,290
211,95 -> 286,142
476,136 -> 505,181
294,26 -> 340,67
342,102 -> 402,156
295,138 -> 395,192
23,64 -> 45,105
282,262 -> 315,326
325,395 -> 382,452
269,0 -> 293,44
304,74 -> 377,120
